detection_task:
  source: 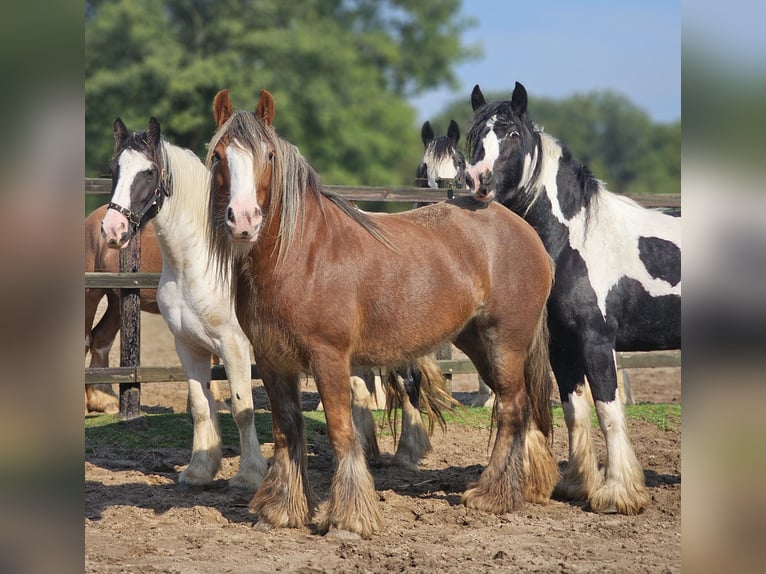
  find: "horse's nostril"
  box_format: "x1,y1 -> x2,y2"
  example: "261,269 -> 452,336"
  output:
226,207 -> 235,223
466,173 -> 475,190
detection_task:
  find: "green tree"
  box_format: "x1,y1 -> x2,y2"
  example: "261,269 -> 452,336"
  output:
86,0 -> 477,186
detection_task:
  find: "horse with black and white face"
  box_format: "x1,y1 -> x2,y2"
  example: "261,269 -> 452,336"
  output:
415,120 -> 494,407
415,119 -> 466,191
100,117 -> 268,490
466,82 -> 681,515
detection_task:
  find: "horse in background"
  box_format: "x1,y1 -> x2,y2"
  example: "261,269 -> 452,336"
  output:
207,88 -> 557,538
85,204 -> 225,414
415,119 -> 494,408
466,82 -> 681,515
100,117 -> 268,490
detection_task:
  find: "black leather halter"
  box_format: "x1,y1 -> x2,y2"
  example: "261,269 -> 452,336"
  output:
108,165 -> 170,232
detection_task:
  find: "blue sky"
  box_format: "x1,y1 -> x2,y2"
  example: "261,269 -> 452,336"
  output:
410,0 -> 681,124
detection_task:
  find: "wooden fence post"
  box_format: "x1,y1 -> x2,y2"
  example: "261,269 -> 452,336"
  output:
119,231 -> 141,419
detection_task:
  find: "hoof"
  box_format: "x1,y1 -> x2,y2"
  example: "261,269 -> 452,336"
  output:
325,528 -> 361,541
253,520 -> 273,532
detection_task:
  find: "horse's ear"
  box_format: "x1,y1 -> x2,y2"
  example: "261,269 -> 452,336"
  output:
113,118 -> 129,150
447,120 -> 460,145
147,117 -> 161,149
421,121 -> 434,146
213,89 -> 233,127
471,85 -> 486,111
255,90 -> 275,125
511,81 -> 528,115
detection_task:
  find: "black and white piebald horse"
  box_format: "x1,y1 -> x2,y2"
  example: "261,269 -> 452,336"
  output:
465,82 -> 681,514
415,119 -> 466,191
415,119 -> 494,407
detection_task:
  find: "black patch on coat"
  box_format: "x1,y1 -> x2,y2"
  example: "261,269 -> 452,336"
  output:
638,236 -> 681,286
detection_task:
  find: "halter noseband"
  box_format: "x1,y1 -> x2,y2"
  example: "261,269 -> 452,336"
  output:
109,161 -> 171,232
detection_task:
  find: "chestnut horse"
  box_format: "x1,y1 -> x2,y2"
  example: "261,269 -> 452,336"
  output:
206,89 -> 557,538
85,203 -> 160,413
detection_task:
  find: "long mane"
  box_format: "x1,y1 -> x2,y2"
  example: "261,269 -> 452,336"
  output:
206,111 -> 389,272
467,100 -> 604,224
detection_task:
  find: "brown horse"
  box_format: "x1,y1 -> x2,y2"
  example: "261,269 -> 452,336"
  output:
84,204 -> 160,413
206,89 -> 558,539
85,206 -> 225,414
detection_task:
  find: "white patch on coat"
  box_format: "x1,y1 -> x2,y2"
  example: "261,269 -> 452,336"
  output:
101,150 -> 154,237
423,147 -> 458,187
112,149 -> 154,210
537,133 -> 682,317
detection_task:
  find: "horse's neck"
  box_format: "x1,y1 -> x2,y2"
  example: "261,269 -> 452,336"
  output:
151,143 -> 215,273
514,134 -> 598,259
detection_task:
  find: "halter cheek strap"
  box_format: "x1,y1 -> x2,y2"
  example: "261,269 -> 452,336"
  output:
108,168 -> 169,232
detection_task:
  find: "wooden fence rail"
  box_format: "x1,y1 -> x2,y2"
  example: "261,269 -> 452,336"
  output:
85,179 -> 681,415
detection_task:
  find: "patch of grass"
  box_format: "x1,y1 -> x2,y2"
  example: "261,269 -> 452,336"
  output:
626,403 -> 681,431
551,403 -> 681,431
85,402 -> 680,450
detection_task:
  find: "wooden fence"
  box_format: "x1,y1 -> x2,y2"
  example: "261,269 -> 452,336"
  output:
84,178 -> 681,417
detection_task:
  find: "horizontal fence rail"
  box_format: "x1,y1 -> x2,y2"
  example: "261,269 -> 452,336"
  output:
84,351 -> 682,385
86,178 -> 682,208
85,178 -> 681,395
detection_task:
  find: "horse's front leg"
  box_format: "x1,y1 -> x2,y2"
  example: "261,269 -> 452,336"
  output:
586,343 -> 650,515
314,355 -> 382,539
175,341 -> 222,485
249,370 -> 315,529
219,330 -> 268,490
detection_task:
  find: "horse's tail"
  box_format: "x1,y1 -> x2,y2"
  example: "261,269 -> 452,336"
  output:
385,355 -> 460,439
524,304 -> 554,443
414,355 -> 462,434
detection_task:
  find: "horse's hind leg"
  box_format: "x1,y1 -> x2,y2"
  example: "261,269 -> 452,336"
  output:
389,364 -> 431,470
585,343 -> 649,514
85,289 -> 119,414
220,332 -> 268,490
176,341 -> 222,486
249,370 -> 315,529
314,356 -> 382,538
458,343 -> 529,513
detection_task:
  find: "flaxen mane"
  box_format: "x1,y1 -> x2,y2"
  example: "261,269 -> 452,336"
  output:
206,110 -> 390,273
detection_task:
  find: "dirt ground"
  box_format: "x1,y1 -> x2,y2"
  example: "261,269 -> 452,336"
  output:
85,311 -> 681,573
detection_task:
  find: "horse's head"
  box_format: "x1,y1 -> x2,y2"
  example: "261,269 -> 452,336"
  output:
208,89 -> 276,243
416,119 -> 466,190
101,117 -> 170,248
465,82 -> 540,204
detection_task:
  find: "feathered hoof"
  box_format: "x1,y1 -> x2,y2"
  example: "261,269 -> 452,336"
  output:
86,387 -> 119,414
391,452 -> 420,471
178,466 -> 216,486
318,509 -> 382,540
553,464 -> 604,502
588,479 -> 650,515
523,430 -> 558,504
461,482 -> 523,514
324,528 -> 361,540
229,470 -> 264,491
178,450 -> 221,486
